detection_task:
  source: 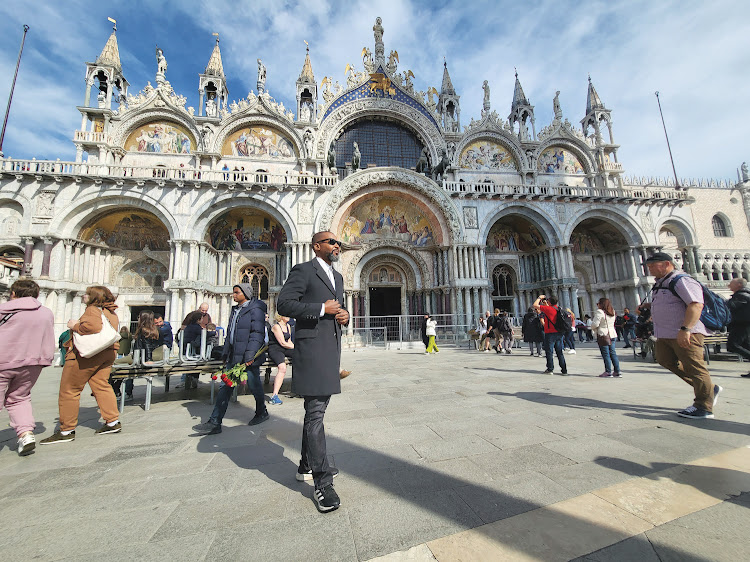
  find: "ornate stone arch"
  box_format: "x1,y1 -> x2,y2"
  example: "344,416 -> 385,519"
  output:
346,240 -> 432,291
212,113 -> 303,158
115,257 -> 169,292
534,137 -> 596,176
316,99 -> 444,164
357,252 -> 413,292
564,207 -> 646,247
479,205 -> 562,248
112,108 -> 201,151
454,130 -> 525,171
656,216 -> 695,248
189,193 -> 297,245
48,191 -> 178,241
318,167 -> 461,244
0,197 -> 26,238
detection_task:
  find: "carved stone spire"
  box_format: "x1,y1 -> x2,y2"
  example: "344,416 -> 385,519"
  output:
96,28 -> 122,72
511,70 -> 529,112
205,37 -> 225,79
441,61 -> 455,95
586,75 -> 606,113
299,44 -> 315,83
373,17 -> 385,65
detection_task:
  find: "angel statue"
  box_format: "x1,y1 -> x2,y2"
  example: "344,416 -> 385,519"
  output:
352,142 -> 361,170
362,47 -> 374,73
155,46 -> 167,81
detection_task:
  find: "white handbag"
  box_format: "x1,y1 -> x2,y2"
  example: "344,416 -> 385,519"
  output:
73,311 -> 121,358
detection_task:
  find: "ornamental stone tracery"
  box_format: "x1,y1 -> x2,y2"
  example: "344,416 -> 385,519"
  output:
345,239 -> 430,290
358,254 -> 415,292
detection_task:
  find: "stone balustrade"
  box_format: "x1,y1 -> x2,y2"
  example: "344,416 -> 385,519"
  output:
0,158 -> 337,189
442,180 -> 690,204
74,130 -> 113,144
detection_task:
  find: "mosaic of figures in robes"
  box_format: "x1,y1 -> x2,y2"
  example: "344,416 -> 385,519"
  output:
486,219 -> 546,252
459,140 -> 517,170
223,127 -> 294,158
536,147 -> 584,174
340,197 -> 435,247
81,211 -> 170,251
125,122 -> 193,154
208,209 -> 287,251
570,223 -> 627,254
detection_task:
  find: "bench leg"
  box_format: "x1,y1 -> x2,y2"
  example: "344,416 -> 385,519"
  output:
119,388 -> 126,413
145,377 -> 153,411
210,378 -> 215,405
704,344 -> 711,365
232,384 -> 238,403
165,375 -> 170,392
264,366 -> 271,385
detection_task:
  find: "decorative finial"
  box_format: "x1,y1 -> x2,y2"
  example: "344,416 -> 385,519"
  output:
212,32 -> 219,43
588,74 -> 592,83
514,67 -> 518,79
107,16 -> 117,31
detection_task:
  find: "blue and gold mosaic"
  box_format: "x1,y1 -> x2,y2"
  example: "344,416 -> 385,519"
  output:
322,67 -> 439,130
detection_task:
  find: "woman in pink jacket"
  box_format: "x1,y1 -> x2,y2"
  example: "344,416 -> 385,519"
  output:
0,279 -> 55,456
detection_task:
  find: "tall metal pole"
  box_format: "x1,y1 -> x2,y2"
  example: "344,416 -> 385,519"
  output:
0,24 -> 30,158
654,91 -> 681,190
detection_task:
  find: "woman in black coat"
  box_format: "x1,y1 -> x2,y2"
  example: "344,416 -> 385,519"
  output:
522,307 -> 544,357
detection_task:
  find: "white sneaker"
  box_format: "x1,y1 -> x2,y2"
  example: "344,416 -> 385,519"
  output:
17,433 -> 35,456
567,349 -> 576,354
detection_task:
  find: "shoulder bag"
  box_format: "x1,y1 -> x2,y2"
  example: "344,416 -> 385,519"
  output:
73,311 -> 121,358
596,314 -> 612,347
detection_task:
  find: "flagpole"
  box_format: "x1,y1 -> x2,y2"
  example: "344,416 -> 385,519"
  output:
0,24 -> 30,158
654,91 -> 681,190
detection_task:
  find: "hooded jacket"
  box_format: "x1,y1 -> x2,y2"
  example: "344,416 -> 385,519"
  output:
0,297 -> 55,370
223,284 -> 268,367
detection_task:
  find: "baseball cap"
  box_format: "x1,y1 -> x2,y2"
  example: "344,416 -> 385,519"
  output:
644,252 -> 674,264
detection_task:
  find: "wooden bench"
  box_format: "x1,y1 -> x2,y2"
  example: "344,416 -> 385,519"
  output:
631,337 -> 656,361
701,333 -> 741,365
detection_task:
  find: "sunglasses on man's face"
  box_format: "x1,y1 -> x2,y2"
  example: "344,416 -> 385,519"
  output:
315,238 -> 341,247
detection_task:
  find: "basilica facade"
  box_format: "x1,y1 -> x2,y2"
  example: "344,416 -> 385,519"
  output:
1,17 -> 749,339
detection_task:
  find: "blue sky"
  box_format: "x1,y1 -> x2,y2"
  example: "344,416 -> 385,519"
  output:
0,0 -> 748,181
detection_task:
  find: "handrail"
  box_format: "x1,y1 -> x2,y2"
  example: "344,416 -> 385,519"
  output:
442,180 -> 688,201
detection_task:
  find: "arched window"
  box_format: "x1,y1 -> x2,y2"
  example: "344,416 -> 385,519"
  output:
239,264 -> 269,300
492,265 -> 514,296
712,215 -> 728,237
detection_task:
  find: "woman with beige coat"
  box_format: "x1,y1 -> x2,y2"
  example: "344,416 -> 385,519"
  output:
591,297 -> 621,378
41,286 -> 122,444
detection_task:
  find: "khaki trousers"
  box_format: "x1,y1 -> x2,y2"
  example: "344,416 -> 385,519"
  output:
59,348 -> 118,431
655,334 -> 714,412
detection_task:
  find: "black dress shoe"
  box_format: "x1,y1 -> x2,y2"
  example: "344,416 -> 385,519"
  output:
248,411 -> 269,425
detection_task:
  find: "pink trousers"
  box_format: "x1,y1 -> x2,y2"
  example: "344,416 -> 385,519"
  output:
0,365 -> 43,436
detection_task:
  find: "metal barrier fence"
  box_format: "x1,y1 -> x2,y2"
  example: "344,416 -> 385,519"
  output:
348,314 -> 472,348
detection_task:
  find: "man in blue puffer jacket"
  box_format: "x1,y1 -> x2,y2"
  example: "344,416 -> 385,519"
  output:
193,283 -> 268,435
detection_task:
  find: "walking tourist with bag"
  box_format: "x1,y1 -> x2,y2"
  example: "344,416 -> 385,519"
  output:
0,279 -> 55,456
41,286 -> 122,444
646,252 -> 720,419
591,297 -> 621,378
497,311 -> 514,354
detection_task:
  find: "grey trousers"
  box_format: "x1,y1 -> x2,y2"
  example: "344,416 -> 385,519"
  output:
300,395 -> 333,489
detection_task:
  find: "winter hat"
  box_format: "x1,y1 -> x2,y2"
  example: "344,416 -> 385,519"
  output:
234,283 -> 254,300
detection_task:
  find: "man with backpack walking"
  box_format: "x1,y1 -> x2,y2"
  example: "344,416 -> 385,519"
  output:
497,311 -> 514,354
533,294 -> 568,375
646,252 -> 720,419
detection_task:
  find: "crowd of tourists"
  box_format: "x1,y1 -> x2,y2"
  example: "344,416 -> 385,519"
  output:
2,249 -> 750,514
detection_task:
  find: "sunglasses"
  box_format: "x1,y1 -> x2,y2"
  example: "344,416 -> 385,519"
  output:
315,238 -> 342,246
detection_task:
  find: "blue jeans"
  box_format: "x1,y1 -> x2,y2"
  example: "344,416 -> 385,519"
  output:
563,331 -> 576,350
599,341 -> 621,373
209,364 -> 264,425
623,327 -> 635,347
543,332 -> 567,372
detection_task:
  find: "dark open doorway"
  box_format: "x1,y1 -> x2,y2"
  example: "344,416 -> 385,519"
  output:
129,305 -> 166,331
369,287 -> 401,316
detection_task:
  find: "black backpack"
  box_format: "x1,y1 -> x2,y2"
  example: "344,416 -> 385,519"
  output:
545,306 -> 573,333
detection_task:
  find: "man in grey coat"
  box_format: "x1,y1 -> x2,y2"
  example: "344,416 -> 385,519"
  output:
277,231 -> 349,513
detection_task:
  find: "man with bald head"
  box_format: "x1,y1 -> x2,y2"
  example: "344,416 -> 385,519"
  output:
727,277 -> 750,376
277,231 -> 349,513
181,302 -> 212,330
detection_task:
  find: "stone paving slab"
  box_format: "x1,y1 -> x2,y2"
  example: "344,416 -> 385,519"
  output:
0,344 -> 748,561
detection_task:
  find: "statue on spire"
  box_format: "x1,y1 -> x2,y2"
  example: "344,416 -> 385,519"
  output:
257,59 -> 267,94
373,17 -> 384,63
482,80 -> 491,115
155,46 -> 167,85
553,91 -> 562,121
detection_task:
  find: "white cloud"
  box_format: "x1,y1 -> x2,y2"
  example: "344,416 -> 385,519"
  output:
0,0 -> 748,180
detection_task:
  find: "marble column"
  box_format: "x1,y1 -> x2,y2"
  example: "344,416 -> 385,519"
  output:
22,237 -> 34,276
462,247 -> 470,279
40,237 -> 53,278
72,292 -> 83,321
55,290 -> 69,330
63,241 -> 73,280
346,291 -> 354,336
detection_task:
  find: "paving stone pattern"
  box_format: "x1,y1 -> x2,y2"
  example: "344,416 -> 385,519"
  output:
0,344 -> 748,561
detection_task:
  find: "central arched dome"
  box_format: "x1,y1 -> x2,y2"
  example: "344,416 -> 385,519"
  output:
334,117 -> 426,170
